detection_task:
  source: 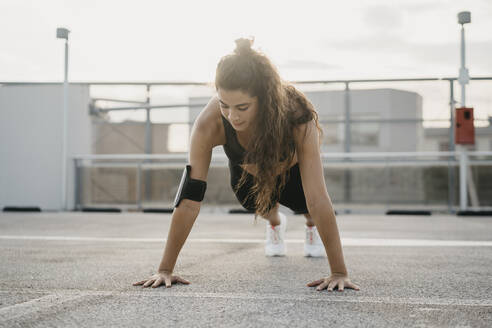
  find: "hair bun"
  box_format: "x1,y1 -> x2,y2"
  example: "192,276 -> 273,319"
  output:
234,37 -> 254,55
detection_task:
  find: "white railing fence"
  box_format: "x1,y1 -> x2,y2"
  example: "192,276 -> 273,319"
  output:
72,150 -> 492,213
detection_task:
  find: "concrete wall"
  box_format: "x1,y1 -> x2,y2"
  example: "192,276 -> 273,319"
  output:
0,84 -> 92,211
92,122 -> 171,154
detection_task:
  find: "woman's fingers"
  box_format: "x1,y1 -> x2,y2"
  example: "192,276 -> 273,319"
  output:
327,280 -> 338,292
165,276 -> 172,288
307,277 -> 360,292
133,274 -> 191,289
151,277 -> 163,288
176,277 -> 191,284
316,280 -> 329,291
143,279 -> 155,288
346,281 -> 360,290
307,279 -> 324,287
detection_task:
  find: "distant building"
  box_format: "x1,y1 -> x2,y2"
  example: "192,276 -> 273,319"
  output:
190,88 -> 424,153
304,89 -> 423,152
0,84 -> 92,211
190,89 -> 492,153
421,121 -> 492,151
92,121 -> 172,154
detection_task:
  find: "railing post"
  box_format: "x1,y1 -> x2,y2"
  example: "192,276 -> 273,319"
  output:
144,84 -> 152,210
448,79 -> 456,213
137,162 -> 142,211
74,158 -> 81,211
459,146 -> 468,211
344,81 -> 351,153
344,81 -> 352,206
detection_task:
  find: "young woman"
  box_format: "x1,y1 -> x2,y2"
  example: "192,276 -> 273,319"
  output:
133,38 -> 360,292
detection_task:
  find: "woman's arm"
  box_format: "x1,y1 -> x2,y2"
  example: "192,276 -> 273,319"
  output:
134,97 -> 220,288
158,97 -> 219,274
295,121 -> 346,274
295,120 -> 359,291
157,200 -> 202,274
309,202 -> 347,275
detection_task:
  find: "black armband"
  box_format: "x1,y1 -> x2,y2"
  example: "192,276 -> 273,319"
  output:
173,165 -> 207,208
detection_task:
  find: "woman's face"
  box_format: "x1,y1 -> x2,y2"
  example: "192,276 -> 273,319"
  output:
217,88 -> 258,133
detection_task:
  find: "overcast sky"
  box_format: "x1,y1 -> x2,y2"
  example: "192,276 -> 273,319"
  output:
1,0 -> 491,81
1,0 -> 491,125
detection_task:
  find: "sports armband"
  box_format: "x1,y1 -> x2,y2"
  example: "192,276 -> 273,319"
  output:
173,165 -> 207,208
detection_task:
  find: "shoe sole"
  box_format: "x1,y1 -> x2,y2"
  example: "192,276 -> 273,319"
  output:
266,252 -> 286,257
265,244 -> 286,256
304,246 -> 325,257
304,253 -> 325,257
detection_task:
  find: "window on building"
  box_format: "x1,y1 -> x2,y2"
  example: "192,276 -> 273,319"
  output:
351,114 -> 379,146
319,115 -> 344,147
320,123 -> 342,145
439,141 -> 449,151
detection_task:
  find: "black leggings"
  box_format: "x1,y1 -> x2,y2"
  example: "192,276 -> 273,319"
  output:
229,162 -> 309,214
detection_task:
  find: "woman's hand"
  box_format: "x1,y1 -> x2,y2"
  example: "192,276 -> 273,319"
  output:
133,271 -> 190,288
307,274 -> 360,292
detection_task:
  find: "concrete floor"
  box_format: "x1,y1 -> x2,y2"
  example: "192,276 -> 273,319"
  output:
0,211 -> 491,327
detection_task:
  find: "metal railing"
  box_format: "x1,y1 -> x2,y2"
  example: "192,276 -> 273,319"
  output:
6,76 -> 491,154
72,150 -> 492,213
78,76 -> 492,153
4,77 -> 492,212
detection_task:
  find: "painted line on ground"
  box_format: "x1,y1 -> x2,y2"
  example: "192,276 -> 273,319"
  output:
0,235 -> 492,246
0,289 -> 490,308
0,292 -> 90,322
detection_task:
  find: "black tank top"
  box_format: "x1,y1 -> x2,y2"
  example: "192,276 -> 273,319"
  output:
221,114 -> 293,165
221,114 -> 252,165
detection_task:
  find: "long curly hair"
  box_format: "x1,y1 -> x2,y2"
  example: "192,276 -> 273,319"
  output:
215,37 -> 323,218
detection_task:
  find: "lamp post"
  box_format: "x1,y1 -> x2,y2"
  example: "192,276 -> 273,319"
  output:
458,11 -> 471,107
56,27 -> 70,211
456,12 -> 471,212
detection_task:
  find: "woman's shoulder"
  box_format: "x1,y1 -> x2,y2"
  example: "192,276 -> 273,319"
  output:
284,85 -> 315,125
282,85 -> 320,144
193,95 -> 226,147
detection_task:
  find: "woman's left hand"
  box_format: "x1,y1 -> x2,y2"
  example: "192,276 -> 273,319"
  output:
307,274 -> 360,292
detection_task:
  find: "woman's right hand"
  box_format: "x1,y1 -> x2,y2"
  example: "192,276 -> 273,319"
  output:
132,271 -> 191,288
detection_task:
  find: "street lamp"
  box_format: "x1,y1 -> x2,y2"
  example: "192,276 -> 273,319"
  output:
56,27 -> 70,211
457,11 -> 471,107
455,12 -> 477,212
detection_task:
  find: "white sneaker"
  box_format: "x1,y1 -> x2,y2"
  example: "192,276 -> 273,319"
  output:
304,225 -> 325,257
265,212 -> 287,256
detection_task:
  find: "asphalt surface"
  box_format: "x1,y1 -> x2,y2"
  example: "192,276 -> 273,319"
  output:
0,209 -> 491,327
